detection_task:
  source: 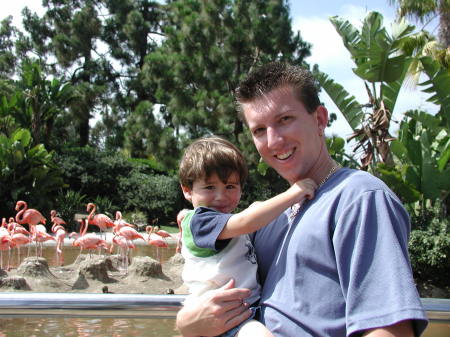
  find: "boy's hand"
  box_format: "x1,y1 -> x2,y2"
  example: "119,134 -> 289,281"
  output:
290,178 -> 317,202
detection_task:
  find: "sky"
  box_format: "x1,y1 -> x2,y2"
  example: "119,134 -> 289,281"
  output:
2,1 -> 440,141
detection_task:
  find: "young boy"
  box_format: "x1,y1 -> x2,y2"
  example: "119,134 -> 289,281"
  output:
179,136 -> 316,337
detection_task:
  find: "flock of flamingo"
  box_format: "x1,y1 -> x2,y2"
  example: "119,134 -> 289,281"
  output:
0,200 -> 184,273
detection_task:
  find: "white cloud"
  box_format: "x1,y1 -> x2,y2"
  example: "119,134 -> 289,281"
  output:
1,2 -> 45,29
293,4 -> 438,143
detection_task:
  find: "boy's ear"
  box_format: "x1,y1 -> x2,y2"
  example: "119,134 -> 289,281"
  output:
181,185 -> 193,202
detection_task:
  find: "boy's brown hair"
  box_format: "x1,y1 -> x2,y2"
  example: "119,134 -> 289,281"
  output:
179,136 -> 248,188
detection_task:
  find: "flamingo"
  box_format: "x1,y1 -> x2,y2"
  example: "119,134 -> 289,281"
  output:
0,219 -> 13,270
86,203 -> 114,238
109,234 -> 136,273
7,217 -> 30,236
146,225 -> 168,262
114,211 -> 136,229
50,210 -> 66,227
52,223 -> 66,266
15,200 -> 47,257
152,225 -> 172,238
10,231 -> 31,267
34,224 -> 56,257
70,219 -> 109,257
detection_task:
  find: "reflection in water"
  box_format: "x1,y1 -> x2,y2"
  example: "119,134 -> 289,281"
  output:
0,317 -> 180,337
0,317 -> 447,337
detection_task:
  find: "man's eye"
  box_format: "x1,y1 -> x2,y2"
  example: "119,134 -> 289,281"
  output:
252,127 -> 265,136
280,116 -> 292,123
204,186 -> 214,190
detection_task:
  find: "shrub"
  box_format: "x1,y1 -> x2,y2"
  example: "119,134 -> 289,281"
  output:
409,216 -> 450,288
118,171 -> 185,224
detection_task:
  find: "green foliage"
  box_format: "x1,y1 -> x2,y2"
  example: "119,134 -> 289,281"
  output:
117,171 -> 185,224
419,56 -> 450,129
0,128 -> 64,216
55,146 -> 139,207
315,11 -> 431,170
54,189 -> 87,232
326,136 -> 360,168
384,109 -> 449,211
143,0 -> 311,170
409,214 -> 450,286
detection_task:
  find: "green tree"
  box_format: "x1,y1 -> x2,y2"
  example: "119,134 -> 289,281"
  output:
313,11 -> 432,170
21,0 -> 108,147
0,128 -> 64,217
388,0 -> 450,47
141,0 -> 311,168
93,0 -> 165,151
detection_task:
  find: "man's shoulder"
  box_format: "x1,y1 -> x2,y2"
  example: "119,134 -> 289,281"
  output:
338,168 -> 390,192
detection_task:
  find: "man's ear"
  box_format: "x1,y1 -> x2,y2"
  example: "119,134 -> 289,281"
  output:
180,184 -> 193,202
315,105 -> 329,134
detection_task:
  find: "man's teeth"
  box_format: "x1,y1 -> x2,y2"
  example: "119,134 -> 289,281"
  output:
276,150 -> 293,160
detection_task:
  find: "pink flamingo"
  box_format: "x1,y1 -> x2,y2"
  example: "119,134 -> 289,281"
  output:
50,210 -> 66,227
146,225 -> 168,262
109,234 -> 136,273
15,200 -> 47,257
0,219 -> 13,270
50,210 -> 67,266
114,211 -> 136,229
10,231 -> 31,267
34,224 -> 56,257
152,225 -> 172,238
86,203 -> 114,237
112,225 -> 144,268
51,223 -> 66,266
70,219 -> 109,257
7,217 -> 30,236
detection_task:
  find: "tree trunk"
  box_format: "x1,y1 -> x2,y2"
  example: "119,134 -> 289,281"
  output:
439,5 -> 450,48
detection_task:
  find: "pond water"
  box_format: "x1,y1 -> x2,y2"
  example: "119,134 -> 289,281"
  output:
0,316 -> 448,336
0,245 -> 448,336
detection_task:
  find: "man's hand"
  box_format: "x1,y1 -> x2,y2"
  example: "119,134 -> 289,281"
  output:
176,279 -> 252,337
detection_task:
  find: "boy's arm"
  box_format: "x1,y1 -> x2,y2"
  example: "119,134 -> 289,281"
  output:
218,179 -> 316,239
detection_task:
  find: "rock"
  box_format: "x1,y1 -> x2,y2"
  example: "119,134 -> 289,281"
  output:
168,253 -> 185,265
17,257 -> 54,278
127,256 -> 165,279
77,257 -> 112,282
0,276 -> 30,290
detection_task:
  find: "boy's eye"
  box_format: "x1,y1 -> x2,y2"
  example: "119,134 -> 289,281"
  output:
226,184 -> 237,189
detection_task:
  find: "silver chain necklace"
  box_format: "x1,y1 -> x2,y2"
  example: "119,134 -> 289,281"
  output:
288,161 -> 341,221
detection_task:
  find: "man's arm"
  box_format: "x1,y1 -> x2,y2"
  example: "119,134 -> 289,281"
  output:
363,320 -> 415,337
218,179 -> 316,239
176,280 -> 252,337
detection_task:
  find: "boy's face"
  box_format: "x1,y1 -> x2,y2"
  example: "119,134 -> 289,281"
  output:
181,172 -> 242,214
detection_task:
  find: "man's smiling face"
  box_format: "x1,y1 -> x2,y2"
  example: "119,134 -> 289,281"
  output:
243,85 -> 326,184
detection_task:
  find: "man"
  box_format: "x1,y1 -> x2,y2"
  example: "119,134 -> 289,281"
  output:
176,62 -> 428,336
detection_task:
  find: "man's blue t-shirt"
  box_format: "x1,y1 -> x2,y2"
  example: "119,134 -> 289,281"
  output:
202,168 -> 428,336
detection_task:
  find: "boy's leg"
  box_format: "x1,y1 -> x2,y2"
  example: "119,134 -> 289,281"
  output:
235,319 -> 274,337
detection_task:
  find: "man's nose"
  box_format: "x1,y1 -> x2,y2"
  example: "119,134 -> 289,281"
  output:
267,127 -> 283,149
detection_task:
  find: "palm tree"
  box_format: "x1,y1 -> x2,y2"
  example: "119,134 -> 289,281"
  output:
388,0 -> 450,47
